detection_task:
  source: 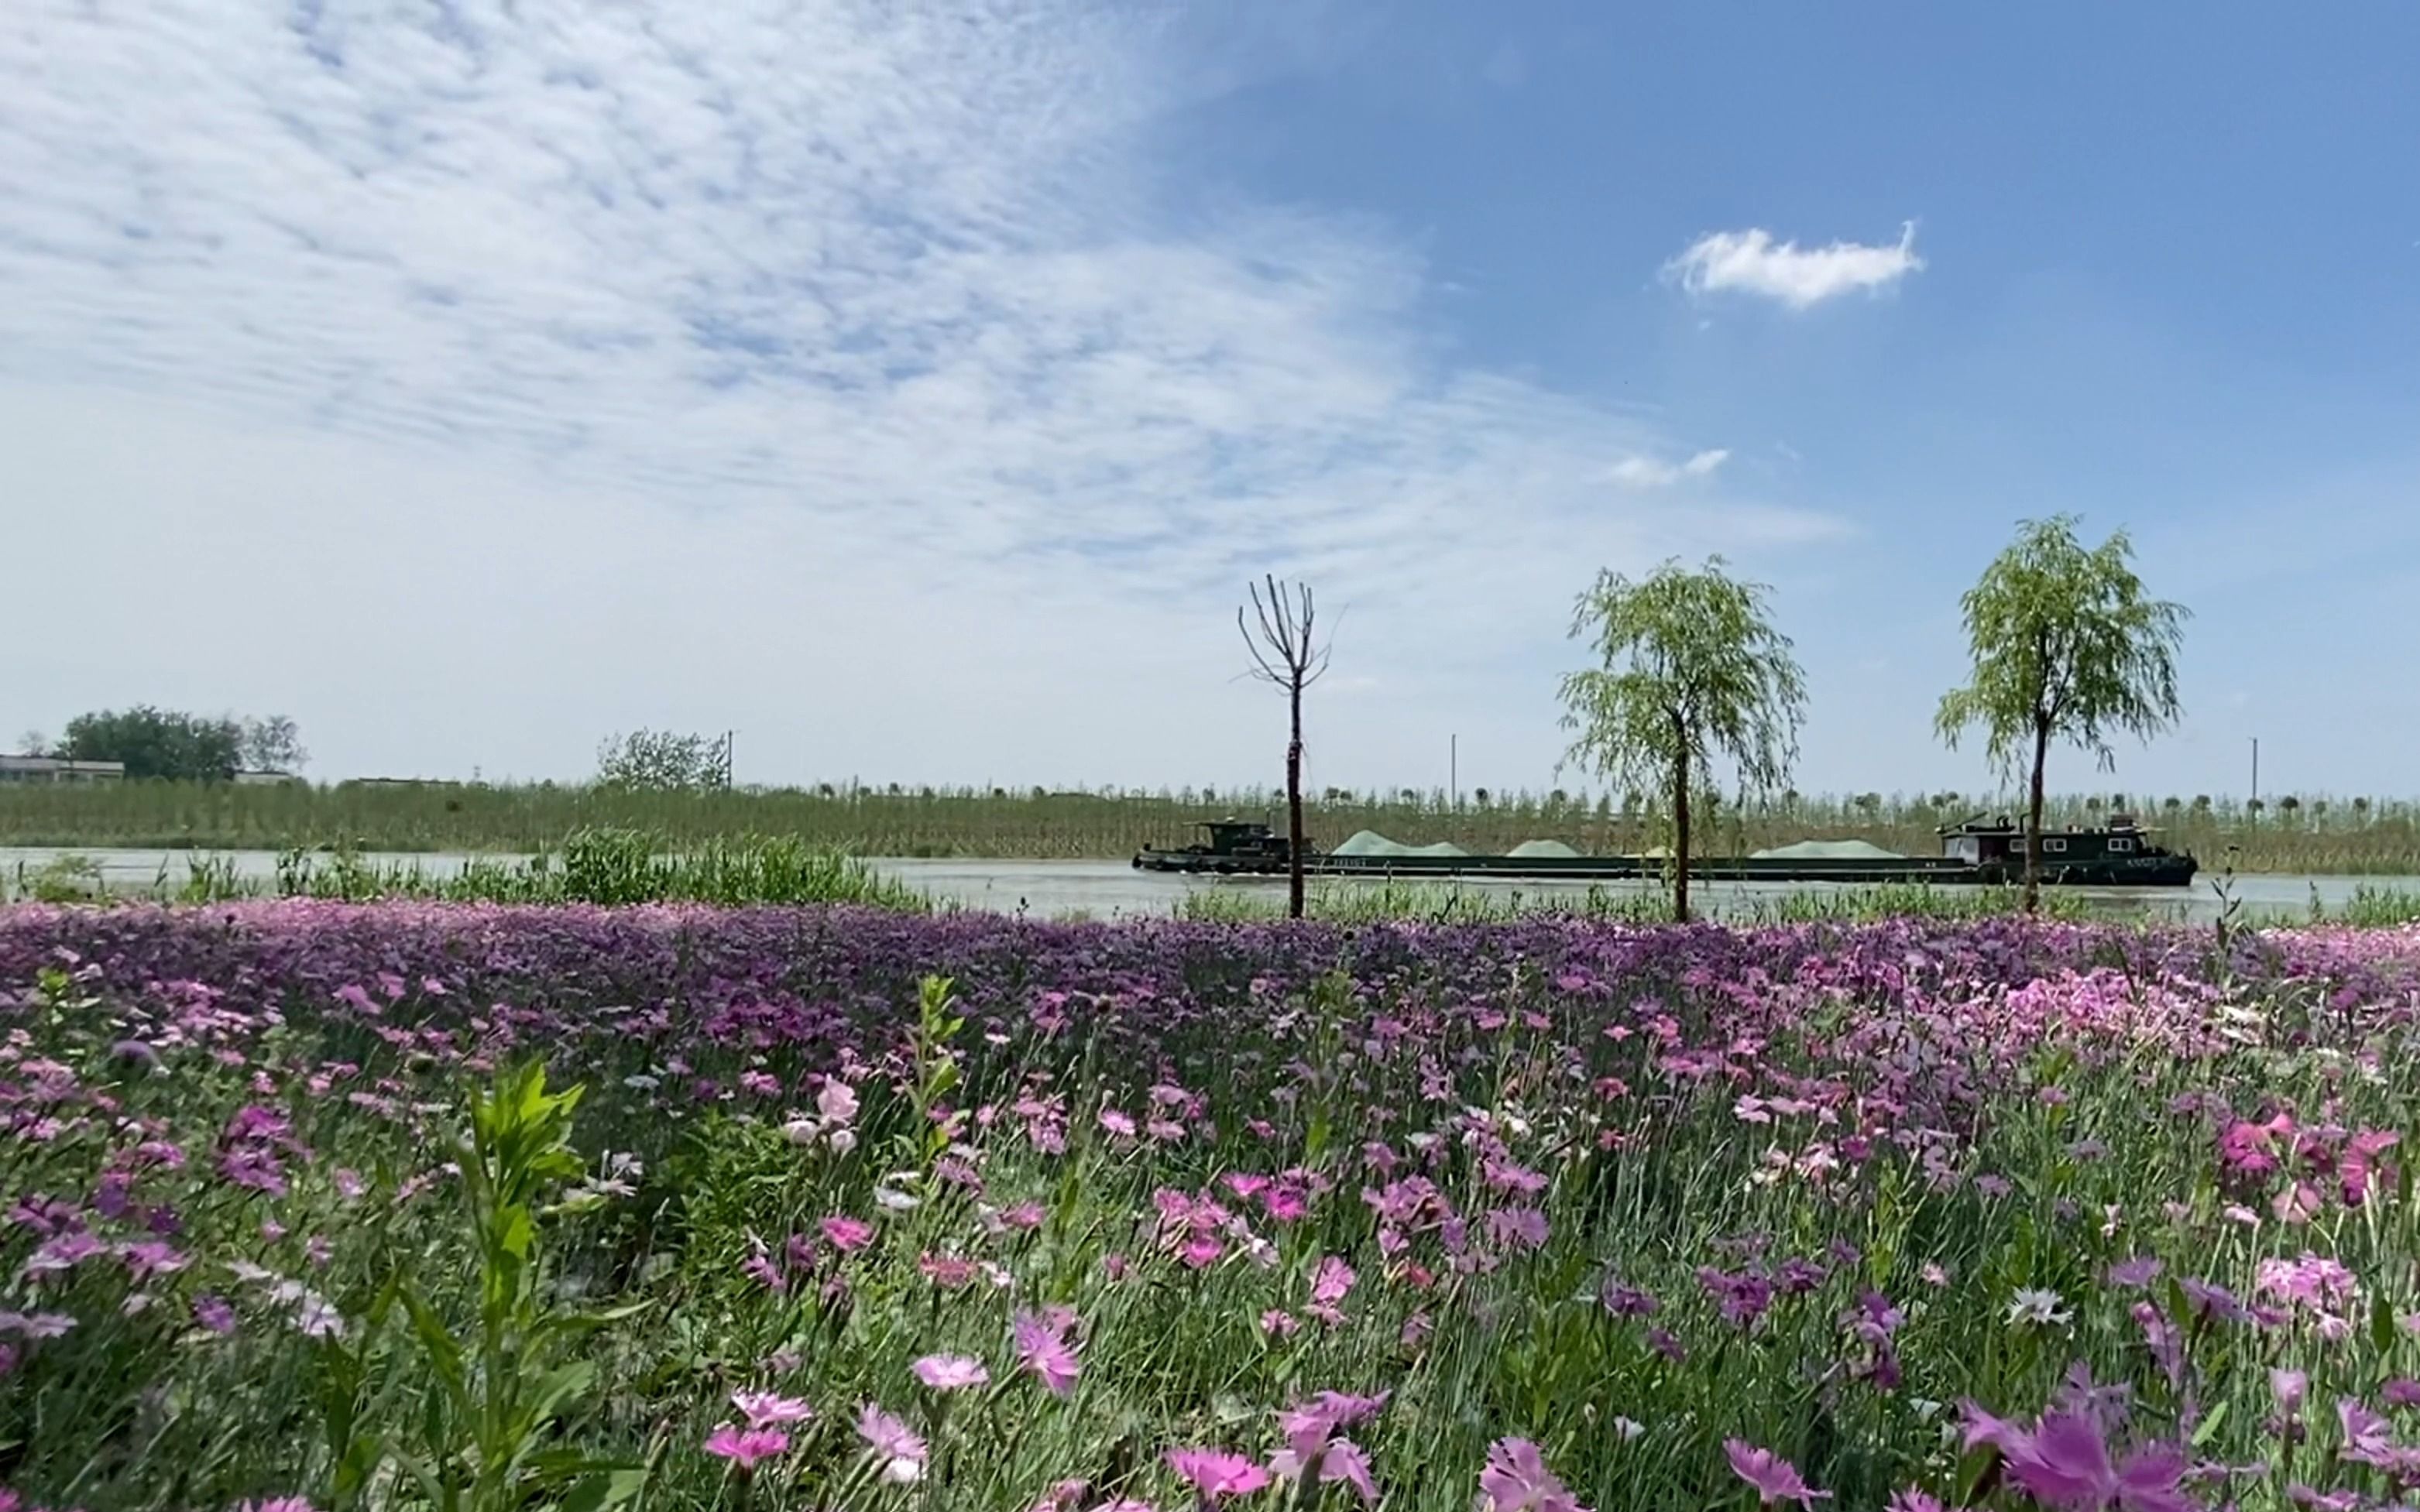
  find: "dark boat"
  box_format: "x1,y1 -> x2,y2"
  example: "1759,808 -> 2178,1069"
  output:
1132,814 -> 2197,887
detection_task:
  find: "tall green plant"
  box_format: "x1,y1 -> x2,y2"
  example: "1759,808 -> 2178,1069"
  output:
389,1063 -> 650,1512
1935,516 -> 2188,912
1557,558 -> 1807,921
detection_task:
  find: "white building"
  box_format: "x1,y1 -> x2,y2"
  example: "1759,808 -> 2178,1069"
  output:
0,756 -> 128,783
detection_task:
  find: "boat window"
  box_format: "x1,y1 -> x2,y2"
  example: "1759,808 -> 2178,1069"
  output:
2109,838 -> 2134,853
2043,838 -> 2068,853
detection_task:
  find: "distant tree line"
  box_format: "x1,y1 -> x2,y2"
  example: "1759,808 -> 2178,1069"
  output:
16,708 -> 307,781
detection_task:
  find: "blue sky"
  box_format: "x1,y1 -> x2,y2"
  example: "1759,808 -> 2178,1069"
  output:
3,1 -> 2415,803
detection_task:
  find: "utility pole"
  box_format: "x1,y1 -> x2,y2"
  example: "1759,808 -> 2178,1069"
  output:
1450,733 -> 1458,811
2249,736 -> 2258,822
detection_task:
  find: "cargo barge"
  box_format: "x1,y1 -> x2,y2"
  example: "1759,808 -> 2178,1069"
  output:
1133,814 -> 2198,888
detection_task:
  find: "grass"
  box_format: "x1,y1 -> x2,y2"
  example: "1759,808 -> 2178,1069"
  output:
8,780 -> 2420,873
4,905 -> 2420,1510
2,827 -> 929,910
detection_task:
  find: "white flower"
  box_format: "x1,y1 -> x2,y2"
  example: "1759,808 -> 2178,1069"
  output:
2006,1288 -> 2072,1329
1612,1416 -> 1645,1442
782,1117 -> 821,1146
880,1457 -> 922,1486
622,1074 -> 661,1092
826,1127 -> 859,1156
874,1187 -> 919,1212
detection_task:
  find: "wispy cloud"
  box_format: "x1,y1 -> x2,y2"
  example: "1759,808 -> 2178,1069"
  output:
0,0 -> 1843,783
1665,223 -> 1924,309
1608,449 -> 1730,489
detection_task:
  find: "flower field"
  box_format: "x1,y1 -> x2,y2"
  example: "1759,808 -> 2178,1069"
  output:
5,903 -> 2420,1511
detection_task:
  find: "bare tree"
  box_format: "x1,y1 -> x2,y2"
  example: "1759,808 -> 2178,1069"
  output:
1239,575 -> 1331,919
240,715 -> 310,774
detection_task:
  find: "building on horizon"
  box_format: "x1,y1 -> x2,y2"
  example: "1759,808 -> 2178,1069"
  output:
0,755 -> 127,783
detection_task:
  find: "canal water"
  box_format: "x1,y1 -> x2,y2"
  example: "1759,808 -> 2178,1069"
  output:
2,847 -> 2408,924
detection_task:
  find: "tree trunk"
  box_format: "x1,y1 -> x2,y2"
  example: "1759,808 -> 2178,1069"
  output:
1672,717 -> 1691,924
1286,681 -> 1306,920
2024,715 -> 2050,914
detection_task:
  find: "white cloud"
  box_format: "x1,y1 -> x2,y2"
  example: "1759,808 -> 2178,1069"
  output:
1608,448 -> 1730,489
1665,223 -> 1924,309
0,0 -> 1842,785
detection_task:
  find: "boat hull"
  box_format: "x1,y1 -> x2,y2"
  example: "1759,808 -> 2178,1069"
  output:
1131,850 -> 2199,887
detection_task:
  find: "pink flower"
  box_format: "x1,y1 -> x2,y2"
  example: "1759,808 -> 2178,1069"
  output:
1098,1107 -> 1138,1138
817,1078 -> 861,1123
1269,1436 -> 1377,1505
2341,1129 -> 2401,1205
913,1353 -> 990,1390
857,1402 -> 929,1469
730,1389 -> 814,1428
1310,1256 -> 1357,1307
2271,1369 -> 2309,1414
1260,1308 -> 1299,1337
1014,1308 -> 1082,1395
1725,1441 -> 1831,1507
705,1424 -> 791,1469
1478,1437 -> 1589,1512
2219,1113 -> 2296,1177
1165,1447 -> 1271,1500
820,1215 -> 875,1252
918,1252 -> 978,1288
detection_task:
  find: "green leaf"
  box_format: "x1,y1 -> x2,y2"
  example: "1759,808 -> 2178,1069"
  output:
399,1284 -> 472,1413
2189,1401 -> 2229,1448
556,1468 -> 649,1512
523,1359 -> 599,1427
2374,1292 -> 2400,1356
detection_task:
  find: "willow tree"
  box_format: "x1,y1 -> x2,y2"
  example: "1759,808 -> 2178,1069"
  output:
1558,558 -> 1806,923
1240,575 -> 1330,919
1934,515 -> 2187,912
